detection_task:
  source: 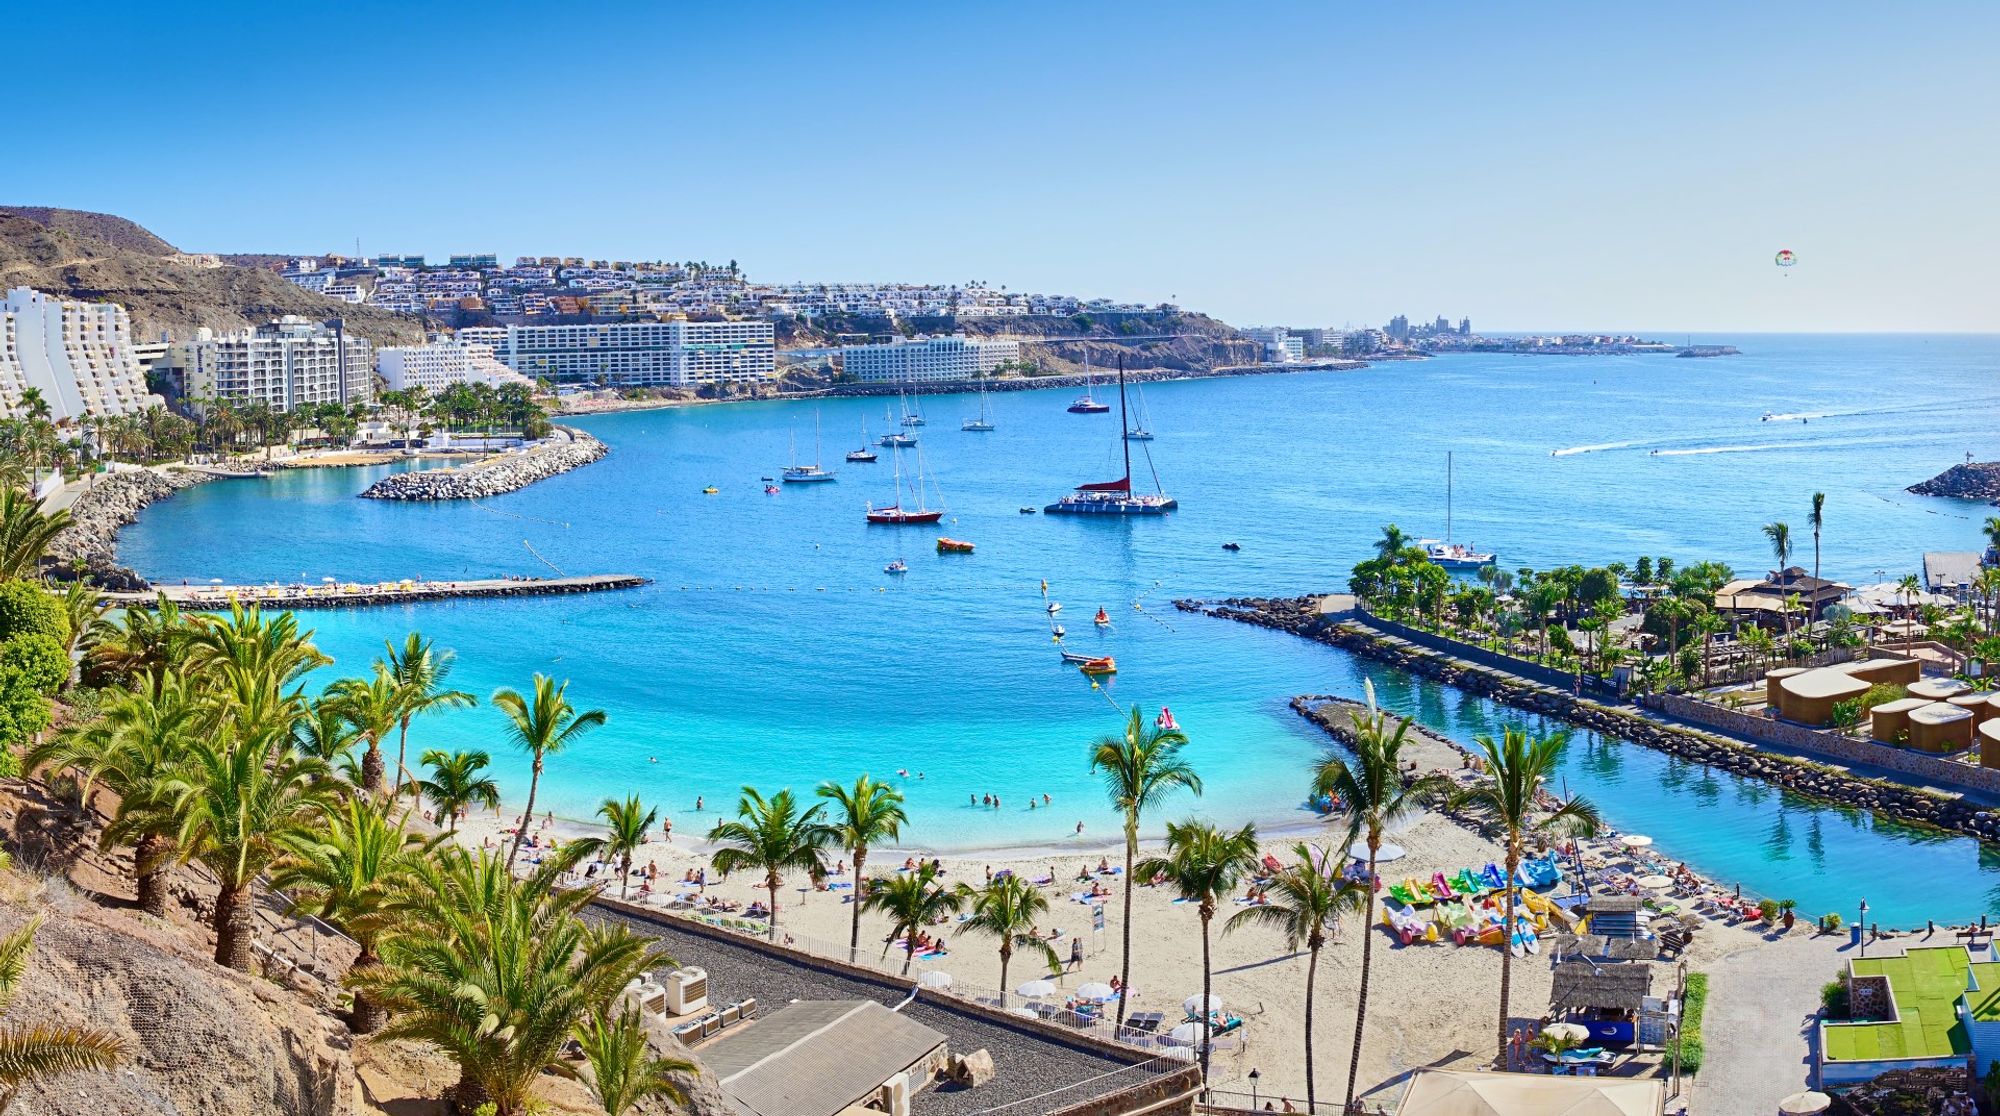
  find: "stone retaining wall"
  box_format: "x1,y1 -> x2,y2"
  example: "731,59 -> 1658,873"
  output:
42,468 -> 214,589
1645,692 -> 2000,797
1178,595 -> 2000,851
1360,609 -> 1614,697
357,426 -> 606,501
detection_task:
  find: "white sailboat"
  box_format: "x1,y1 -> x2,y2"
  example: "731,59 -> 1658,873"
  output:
1421,452 -> 1493,567
1123,381 -> 1154,441
962,373 -> 995,431
782,411 -> 838,483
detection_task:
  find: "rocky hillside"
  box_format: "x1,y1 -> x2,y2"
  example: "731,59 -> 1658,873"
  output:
776,309 -> 1258,376
0,207 -> 422,346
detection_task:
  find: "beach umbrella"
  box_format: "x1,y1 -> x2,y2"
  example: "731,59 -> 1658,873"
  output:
1183,993 -> 1223,1015
1350,841 -> 1406,863
1074,982 -> 1116,1002
1619,834 -> 1654,848
918,970 -> 953,990
209,578 -> 224,585
1166,1022 -> 1209,1046
1637,874 -> 1674,890
1015,979 -> 1057,998
1778,1092 -> 1832,1115
1540,1022 -> 1591,1043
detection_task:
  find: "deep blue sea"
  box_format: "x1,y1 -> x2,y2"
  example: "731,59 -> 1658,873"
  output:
119,336 -> 2000,924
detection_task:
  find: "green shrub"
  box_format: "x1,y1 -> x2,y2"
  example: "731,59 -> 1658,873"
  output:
1673,972 -> 1708,1074
1822,912 -> 1844,932
1860,682 -> 1908,709
1821,977 -> 1849,1018
1830,698 -> 1864,728
1758,898 -> 1781,923
1,633 -> 68,696
0,580 -> 69,648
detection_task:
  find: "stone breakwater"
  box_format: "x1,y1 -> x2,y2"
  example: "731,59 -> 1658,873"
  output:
43,469 -> 213,590
798,360 -> 1368,401
1907,461 -> 2000,503
1179,595 -> 2000,851
357,427 -> 606,501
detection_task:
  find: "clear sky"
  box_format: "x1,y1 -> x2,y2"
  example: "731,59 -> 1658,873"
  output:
7,1 -> 1996,332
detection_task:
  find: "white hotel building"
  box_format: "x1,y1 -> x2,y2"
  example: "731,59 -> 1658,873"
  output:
474,319 -> 775,387
839,335 -> 1020,384
1,287 -> 161,421
377,339 -> 534,393
164,317 -> 374,413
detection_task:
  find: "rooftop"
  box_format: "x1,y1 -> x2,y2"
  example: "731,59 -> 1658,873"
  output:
701,999 -> 945,1116
1824,947 -> 1972,1062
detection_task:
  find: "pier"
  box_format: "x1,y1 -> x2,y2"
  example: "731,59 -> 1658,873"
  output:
108,573 -> 649,611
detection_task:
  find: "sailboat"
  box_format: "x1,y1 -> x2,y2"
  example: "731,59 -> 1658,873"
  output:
878,402 -> 916,447
962,373 -> 995,431
1420,452 -> 1494,568
1123,381 -> 1154,441
847,417 -> 878,462
900,385 -> 926,427
781,411 -> 837,483
1067,353 -> 1111,414
1045,355 -> 1177,515
864,442 -> 945,524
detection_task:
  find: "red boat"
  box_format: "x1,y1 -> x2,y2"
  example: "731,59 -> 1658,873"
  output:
866,506 -> 943,525
865,442 -> 946,525
936,537 -> 975,554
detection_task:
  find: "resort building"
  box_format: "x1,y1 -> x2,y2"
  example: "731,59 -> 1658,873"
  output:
1714,566 -> 1851,626
1923,551 -> 1983,599
161,317 -> 374,413
0,286 -> 162,421
1819,944 -> 2000,1088
376,338 -> 534,393
483,319 -> 775,387
838,334 -> 1020,383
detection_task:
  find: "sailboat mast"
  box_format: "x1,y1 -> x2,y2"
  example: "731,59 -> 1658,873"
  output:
1118,355 -> 1132,486
1447,451 -> 1453,542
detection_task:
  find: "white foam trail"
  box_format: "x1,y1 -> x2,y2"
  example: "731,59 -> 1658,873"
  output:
1551,440 -> 1642,457
1652,444 -> 1786,456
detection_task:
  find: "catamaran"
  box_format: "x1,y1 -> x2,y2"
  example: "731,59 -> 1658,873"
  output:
1420,452 -> 1494,568
1045,355 -> 1177,515
962,374 -> 995,431
1067,353 -> 1111,414
864,442 -> 945,524
781,412 -> 837,483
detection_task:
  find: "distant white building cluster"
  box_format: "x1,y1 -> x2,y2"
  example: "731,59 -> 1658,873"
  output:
0,286 -> 161,421
377,338 -> 534,393
457,319 -> 775,387
838,335 -> 1021,383
158,317 -> 374,413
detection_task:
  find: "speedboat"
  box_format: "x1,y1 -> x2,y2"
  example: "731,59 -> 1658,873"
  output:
1019,506 -> 1037,514
936,537 -> 975,554
1221,542 -> 1241,551
884,559 -> 908,575
702,486 -> 719,495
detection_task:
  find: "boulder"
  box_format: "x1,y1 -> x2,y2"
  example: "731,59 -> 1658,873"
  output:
948,1048 -> 997,1089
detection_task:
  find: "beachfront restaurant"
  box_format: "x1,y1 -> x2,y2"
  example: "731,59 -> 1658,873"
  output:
1547,960 -> 1674,1050
1818,945 -> 2000,1089
1392,1069 -> 1664,1116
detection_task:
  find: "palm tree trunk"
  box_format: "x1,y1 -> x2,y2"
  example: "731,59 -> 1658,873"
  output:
393,715 -> 411,797
505,754 -> 543,871
1198,909 -> 1215,1089
1497,843 -> 1519,1066
903,933 -> 916,976
213,880 -> 255,971
1346,847 -> 1379,1112
361,740 -> 385,796
349,949 -> 388,1033
1304,941 -> 1320,1111
619,854 -> 631,901
850,847 -> 868,964
134,833 -> 171,918
999,942 -> 1012,1005
1116,817 -> 1136,1028
767,876 -> 780,940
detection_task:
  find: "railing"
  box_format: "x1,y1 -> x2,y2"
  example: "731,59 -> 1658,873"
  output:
966,1056 -> 1200,1115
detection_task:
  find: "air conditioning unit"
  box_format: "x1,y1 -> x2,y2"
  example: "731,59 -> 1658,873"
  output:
619,975 -> 667,1017
880,1073 -> 911,1116
666,967 -> 709,1015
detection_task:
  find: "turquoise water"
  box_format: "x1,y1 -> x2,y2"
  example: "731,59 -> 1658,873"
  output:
119,336 -> 2000,924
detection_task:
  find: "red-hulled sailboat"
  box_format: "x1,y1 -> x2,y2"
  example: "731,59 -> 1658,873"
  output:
864,442 -> 946,525
1045,355 -> 1177,515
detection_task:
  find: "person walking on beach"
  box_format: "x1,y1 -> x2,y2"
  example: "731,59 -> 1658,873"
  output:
662,816 -> 672,842
1068,937 -> 1084,972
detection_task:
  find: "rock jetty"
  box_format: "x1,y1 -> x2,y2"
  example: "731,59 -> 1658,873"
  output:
1907,461 -> 2000,502
43,468 -> 213,589
1181,595 -> 2000,857
358,426 -> 606,501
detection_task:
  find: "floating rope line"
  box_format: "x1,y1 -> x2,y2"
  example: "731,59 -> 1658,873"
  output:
523,539 -> 566,576
471,498 -> 571,528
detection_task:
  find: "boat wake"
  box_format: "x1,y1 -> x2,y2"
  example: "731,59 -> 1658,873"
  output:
1550,440 -> 1642,457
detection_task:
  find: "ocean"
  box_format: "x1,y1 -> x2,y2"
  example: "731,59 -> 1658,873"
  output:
117,335 -> 2000,924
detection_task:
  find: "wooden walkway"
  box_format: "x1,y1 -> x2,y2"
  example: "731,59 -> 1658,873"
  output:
109,573 -> 647,611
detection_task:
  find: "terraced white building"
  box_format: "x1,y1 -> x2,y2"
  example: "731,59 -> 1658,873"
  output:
0,286 -> 162,421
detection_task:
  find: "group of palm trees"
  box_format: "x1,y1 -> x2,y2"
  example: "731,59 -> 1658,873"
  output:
21,601 -> 687,1115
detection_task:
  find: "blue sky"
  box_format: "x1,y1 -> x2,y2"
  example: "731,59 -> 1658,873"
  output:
6,1 -> 1996,331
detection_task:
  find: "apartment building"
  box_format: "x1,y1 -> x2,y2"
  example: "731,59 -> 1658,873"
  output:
377,338 -> 534,392
0,286 -> 162,421
484,319 -> 775,386
162,316 -> 374,413
839,335 -> 1020,384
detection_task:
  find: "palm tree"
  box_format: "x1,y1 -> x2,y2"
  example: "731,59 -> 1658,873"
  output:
860,863 -> 963,974
1764,522 -> 1794,638
1984,515 -> 2000,561
268,797 -> 436,1032
358,846 -> 661,1114
417,748 -> 501,831
85,594 -> 190,695
1137,819 -> 1260,1085
0,487 -> 71,579
953,875 -> 1059,1006
290,697 -> 362,772
163,729 -> 336,969
326,668 -> 406,796
707,787 -> 834,936
26,673 -> 201,916
1809,493 -> 1827,582
382,632 -> 476,798
1451,728 -> 1601,1064
1224,841 -> 1367,1112
495,675 -> 606,872
1090,705 -> 1201,1027
1311,684 -> 1451,1112
1373,523 -> 1409,560
1898,573 -> 1923,656
817,775 -> 908,962
1691,609 -> 1726,684
596,794 -> 657,901
53,581 -> 105,693
573,1007 -> 694,1116
0,918 -> 126,1110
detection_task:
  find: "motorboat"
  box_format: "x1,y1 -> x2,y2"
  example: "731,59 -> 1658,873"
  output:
1077,656 -> 1116,675
884,559 -> 908,575
1221,542 -> 1241,551
1019,506 -> 1037,514
936,537 -> 975,554
764,484 -> 780,495
702,486 -> 719,495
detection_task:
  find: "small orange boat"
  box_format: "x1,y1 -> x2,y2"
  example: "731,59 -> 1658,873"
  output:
936,537 -> 975,554
1078,656 -> 1117,675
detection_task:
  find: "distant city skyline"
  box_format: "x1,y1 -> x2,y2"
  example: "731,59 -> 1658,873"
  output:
4,0 -> 1996,333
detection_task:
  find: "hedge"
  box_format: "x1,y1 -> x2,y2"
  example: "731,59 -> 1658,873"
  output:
1673,971 -> 1709,1075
